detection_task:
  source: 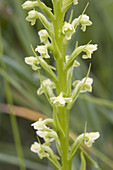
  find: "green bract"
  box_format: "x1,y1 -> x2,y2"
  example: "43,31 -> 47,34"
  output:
22,0 -> 100,169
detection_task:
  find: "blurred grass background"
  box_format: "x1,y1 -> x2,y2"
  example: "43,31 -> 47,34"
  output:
0,0 -> 113,169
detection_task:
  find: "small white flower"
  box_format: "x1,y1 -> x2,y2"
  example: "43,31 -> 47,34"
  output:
73,0 -> 78,5
78,132 -> 100,147
62,22 -> 75,40
50,92 -> 72,107
79,14 -> 92,32
82,44 -> 98,59
36,130 -> 58,143
22,1 -> 37,10
84,132 -> 100,147
26,10 -> 38,25
37,79 -> 56,95
72,14 -> 92,31
73,77 -> 93,93
31,118 -> 57,143
38,29 -> 49,45
25,56 -> 40,70
31,118 -> 49,131
35,45 -> 50,58
30,142 -> 49,159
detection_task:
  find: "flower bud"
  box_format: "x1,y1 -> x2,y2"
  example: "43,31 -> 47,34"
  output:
22,1 -> 38,10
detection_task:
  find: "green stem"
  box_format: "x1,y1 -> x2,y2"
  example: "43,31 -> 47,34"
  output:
52,2 -> 72,169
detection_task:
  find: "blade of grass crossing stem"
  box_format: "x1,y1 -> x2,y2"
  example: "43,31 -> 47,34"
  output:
0,26 -> 26,170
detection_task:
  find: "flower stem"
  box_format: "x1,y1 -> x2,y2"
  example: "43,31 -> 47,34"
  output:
52,1 -> 72,169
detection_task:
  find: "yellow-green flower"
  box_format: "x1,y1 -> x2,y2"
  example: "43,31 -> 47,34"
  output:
25,56 -> 40,70
62,22 -> 75,40
22,1 -> 38,10
35,45 -> 50,58
38,29 -> 49,45
26,10 -> 38,25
